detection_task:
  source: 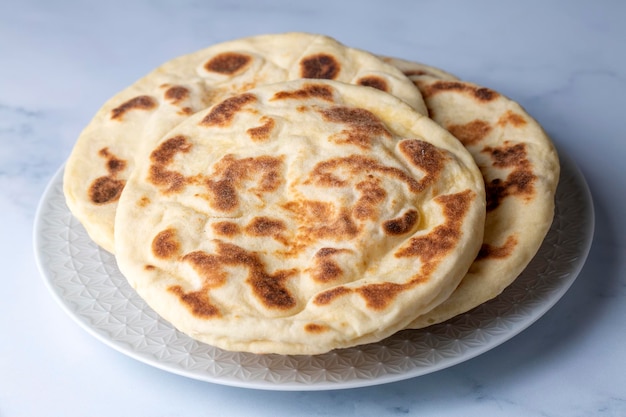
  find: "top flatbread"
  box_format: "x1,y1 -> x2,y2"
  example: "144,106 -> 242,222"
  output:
63,33 -> 427,253
384,57 -> 560,328
113,79 -> 485,355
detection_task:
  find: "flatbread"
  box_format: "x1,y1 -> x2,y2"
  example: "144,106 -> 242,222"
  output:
384,57 -> 560,328
113,79 -> 486,355
63,33 -> 428,253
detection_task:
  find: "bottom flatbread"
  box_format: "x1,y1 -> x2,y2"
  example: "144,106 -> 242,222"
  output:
384,57 -> 560,328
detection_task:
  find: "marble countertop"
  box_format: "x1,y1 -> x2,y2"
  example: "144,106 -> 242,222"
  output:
2,0 -> 625,416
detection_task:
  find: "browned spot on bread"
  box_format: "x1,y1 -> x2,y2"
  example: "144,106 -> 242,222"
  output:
246,116 -> 275,141
168,241 -> 296,319
152,228 -> 181,259
183,250 -> 229,287
399,139 -> 447,190
308,155 -> 422,193
199,93 -> 256,127
356,282 -> 405,310
148,165 -> 188,194
88,176 -> 125,204
144,264 -> 155,270
215,242 -> 297,309
212,221 -> 240,237
245,216 -> 288,245
352,178 -> 386,220
383,209 -> 419,235
357,75 -> 389,92
483,143 -> 536,211
396,190 -> 475,262
164,85 -> 190,104
88,148 -> 127,205
313,286 -> 351,305
205,155 -> 283,212
272,83 -> 335,102
148,136 -> 193,194
150,135 -> 192,165
497,110 -> 527,127
245,216 -> 285,236
111,95 -> 157,120
204,52 -> 252,75
309,247 -> 351,283
477,235 -> 518,260
403,69 -> 434,77
320,106 -> 391,149
304,323 -> 329,333
300,53 -> 340,79
421,81 -> 499,102
168,285 -> 220,318
447,119 -> 492,146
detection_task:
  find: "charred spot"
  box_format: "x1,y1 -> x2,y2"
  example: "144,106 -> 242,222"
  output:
206,179 -> 238,212
272,83 -> 335,102
356,282 -> 405,310
477,235 -> 518,260
88,176 -> 125,204
148,165 -> 188,194
164,85 -> 190,104
352,178 -> 386,220
313,286 -> 351,305
447,119 -> 492,146
152,228 -> 181,259
204,52 -> 252,75
488,143 -> 528,168
320,106 -> 391,149
300,53 -> 340,79
497,110 -> 527,127
403,69 -> 433,77
168,285 -> 220,318
395,190 -> 474,262
308,155 -> 421,193
309,247 -> 350,283
212,221 -> 240,236
199,93 -> 256,127
483,143 -> 536,211
304,323 -> 329,333
150,136 -> 192,165
399,139 -> 447,190
110,95 -> 157,120
215,242 -> 297,310
422,80 -> 499,102
383,209 -> 419,235
246,116 -> 275,142
204,155 -> 283,212
183,250 -> 228,287
245,216 -> 286,236
357,75 -> 389,92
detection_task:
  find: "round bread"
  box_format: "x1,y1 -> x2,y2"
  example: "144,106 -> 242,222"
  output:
113,79 -> 485,355
63,33 -> 428,253
384,57 -> 560,328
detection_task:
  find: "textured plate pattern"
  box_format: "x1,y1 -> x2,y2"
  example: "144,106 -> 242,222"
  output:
34,151 -> 593,390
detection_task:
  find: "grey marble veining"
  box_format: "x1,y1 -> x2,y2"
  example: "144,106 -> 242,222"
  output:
1,1 -> 625,416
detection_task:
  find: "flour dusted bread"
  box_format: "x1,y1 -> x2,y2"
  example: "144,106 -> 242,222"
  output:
385,57 -> 560,328
63,33 -> 427,253
113,79 -> 485,355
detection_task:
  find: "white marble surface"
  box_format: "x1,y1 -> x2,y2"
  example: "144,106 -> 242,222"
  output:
1,0 -> 625,415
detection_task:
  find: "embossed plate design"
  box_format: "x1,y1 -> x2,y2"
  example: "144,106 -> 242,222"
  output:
34,151 -> 593,391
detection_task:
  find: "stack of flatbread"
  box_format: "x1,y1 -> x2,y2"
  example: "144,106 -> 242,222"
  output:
63,33 -> 559,355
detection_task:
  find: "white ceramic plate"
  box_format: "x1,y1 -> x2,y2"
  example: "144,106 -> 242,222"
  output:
34,151 -> 593,391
